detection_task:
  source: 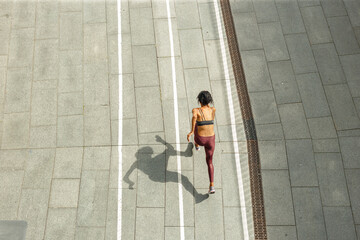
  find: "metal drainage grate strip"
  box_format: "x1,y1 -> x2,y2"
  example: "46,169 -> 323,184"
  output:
219,0 -> 268,239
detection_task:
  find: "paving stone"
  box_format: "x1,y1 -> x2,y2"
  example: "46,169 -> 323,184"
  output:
30,126 -> 56,148
267,226 -> 297,240
136,208 -> 164,240
44,208 -> 77,240
2,113 -> 29,149
32,79 -> 57,90
307,117 -> 336,139
278,103 -> 310,139
129,0 -> 151,8
325,84 -> 360,130
175,1 -> 201,29
315,153 -> 350,206
57,115 -> 84,147
4,68 -> 32,113
75,227 -> 105,240
252,0 -> 278,23
262,170 -> 295,225
36,0 -> 58,39
292,188 -> 327,240
0,149 -> 28,169
210,80 -> 241,125
324,207 -> 357,240
0,17 -> 10,55
84,62 -> 109,106
346,169 -> 360,224
130,8 -> 155,45
195,190 -> 224,240
8,28 -> 34,68
135,87 -> 164,133
165,227 -> 194,240
337,129 -> 360,137
132,45 -> 159,87
84,23 -> 107,63
229,0 -> 254,13
296,73 -> 331,118
0,170 -> 23,220
204,40 -> 230,81
327,16 -> 360,55
77,170 -> 109,226
112,33 -> 132,75
241,50 -> 272,92
17,189 -> 49,240
165,142 -> 194,171
222,153 -> 241,207
340,54 -> 360,98
158,57 -> 187,100
232,12 -> 262,50
163,98 -> 190,144
83,0 -> 106,24
31,88 -> 57,126
84,105 -> 111,146
297,0 -> 320,7
152,0 -> 176,18
59,50 -> 83,92
22,149 -> 55,189
110,74 -> 135,120
275,0 -> 306,34
105,189 -> 122,239
286,139 -> 318,186
355,27 -> 360,46
355,98 -> 360,118
111,119 -> 138,146
219,141 -> 248,154
11,0 -> 36,29
321,0 -> 347,17
357,225 -> 360,239
343,0 -> 360,27
258,22 -> 289,61
256,123 -> 284,140
312,43 -> 346,85
136,151 -> 166,207
83,147 -> 111,170
165,170 -> 194,227
313,138 -> 340,152
58,92 -> 83,116
301,6 -> 332,44
339,137 -> 360,168
59,0 -> 82,12
268,61 -> 301,104
50,179 -> 80,208
198,3 -> 219,40
179,29 -> 207,68
106,0 -> 130,35
217,124 -> 246,142
54,147 -> 83,178
259,140 -> 287,169
184,68 -> 211,109
60,12 -> 83,50
250,91 -> 280,124
224,207 -> 252,240
110,145 -> 139,189
154,18 -> 181,57
285,33 -> 317,74
0,55 -> 7,67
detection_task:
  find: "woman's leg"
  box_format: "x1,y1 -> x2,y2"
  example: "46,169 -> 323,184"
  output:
204,137 -> 215,183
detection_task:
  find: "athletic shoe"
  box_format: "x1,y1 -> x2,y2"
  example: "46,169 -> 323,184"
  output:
208,186 -> 215,194
194,141 -> 200,151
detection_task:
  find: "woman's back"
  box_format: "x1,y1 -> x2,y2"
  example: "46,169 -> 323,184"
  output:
196,106 -> 215,136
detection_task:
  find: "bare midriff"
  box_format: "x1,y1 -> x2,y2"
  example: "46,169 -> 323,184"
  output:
196,107 -> 215,137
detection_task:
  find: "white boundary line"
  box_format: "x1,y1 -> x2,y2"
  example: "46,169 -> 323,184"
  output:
116,0 -> 123,239
213,1 -> 249,239
165,1 -> 185,239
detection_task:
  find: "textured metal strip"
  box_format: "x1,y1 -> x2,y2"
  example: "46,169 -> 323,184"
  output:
219,0 -> 268,239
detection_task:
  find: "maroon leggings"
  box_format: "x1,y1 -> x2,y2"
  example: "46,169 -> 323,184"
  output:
194,124 -> 215,183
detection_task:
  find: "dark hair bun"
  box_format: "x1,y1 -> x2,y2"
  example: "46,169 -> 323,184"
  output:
197,91 -> 213,105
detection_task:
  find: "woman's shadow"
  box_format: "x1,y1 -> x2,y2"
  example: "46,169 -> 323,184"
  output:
123,135 -> 209,204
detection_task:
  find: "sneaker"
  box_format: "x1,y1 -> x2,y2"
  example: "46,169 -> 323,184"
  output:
208,186 -> 215,194
194,141 -> 200,151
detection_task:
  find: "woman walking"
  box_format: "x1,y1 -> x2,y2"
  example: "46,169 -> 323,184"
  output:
187,91 -> 216,194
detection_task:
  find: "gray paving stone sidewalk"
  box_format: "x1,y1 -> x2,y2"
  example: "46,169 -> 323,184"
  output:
1,0 -> 360,239
230,0 -> 360,239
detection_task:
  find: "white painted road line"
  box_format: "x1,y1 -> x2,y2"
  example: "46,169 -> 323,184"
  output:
116,0 -> 123,238
165,0 -> 185,239
213,1 -> 249,239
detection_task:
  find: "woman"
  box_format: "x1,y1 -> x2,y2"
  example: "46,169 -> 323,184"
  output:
187,91 -> 216,194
